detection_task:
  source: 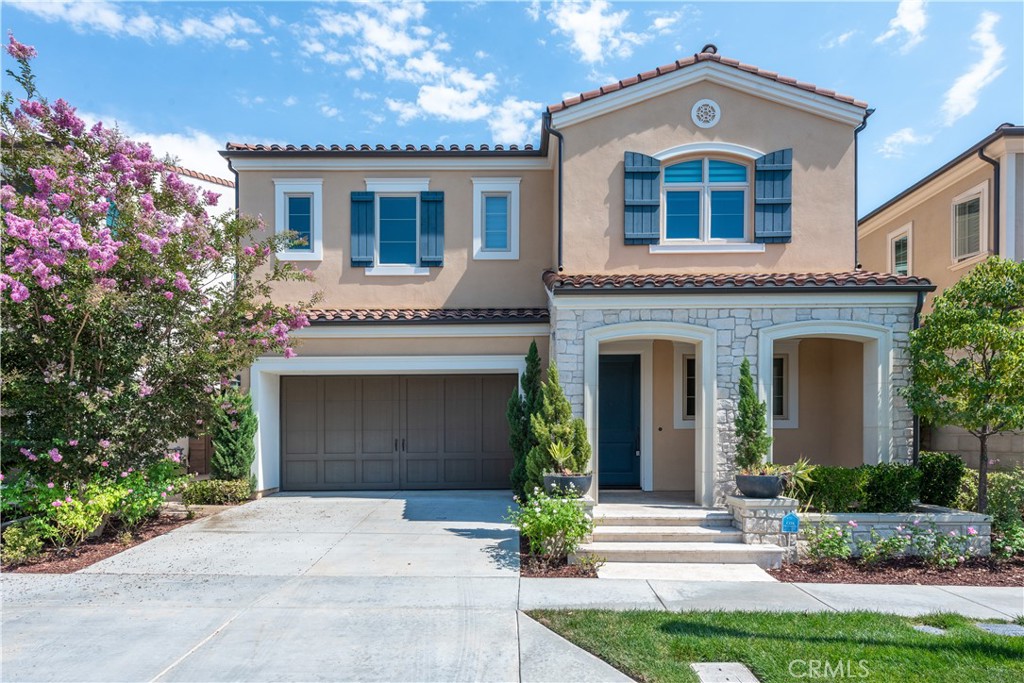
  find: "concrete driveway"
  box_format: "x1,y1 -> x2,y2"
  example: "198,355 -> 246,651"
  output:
1,491 -> 629,683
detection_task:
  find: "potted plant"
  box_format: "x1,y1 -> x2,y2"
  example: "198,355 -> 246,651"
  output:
542,437 -> 593,495
734,358 -> 782,498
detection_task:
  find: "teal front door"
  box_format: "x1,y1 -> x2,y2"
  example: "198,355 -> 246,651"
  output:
598,354 -> 641,488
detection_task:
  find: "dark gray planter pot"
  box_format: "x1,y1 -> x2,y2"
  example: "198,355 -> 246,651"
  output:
543,473 -> 593,496
735,474 -> 785,499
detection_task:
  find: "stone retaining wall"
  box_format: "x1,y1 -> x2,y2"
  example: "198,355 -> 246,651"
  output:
799,505 -> 992,557
725,495 -> 800,562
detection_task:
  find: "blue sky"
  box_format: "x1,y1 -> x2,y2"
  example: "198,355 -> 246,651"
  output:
3,1 -> 1021,215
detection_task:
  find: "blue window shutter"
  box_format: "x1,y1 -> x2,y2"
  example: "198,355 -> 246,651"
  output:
624,151 -> 660,245
419,191 -> 444,267
754,149 -> 793,243
350,191 -> 374,267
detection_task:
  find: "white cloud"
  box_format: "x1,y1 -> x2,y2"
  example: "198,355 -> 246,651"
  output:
235,94 -> 265,107
525,1 -> 541,22
941,11 -> 1006,126
875,0 -> 927,54
488,97 -> 541,146
283,96 -> 298,107
353,89 -> 377,101
387,68 -> 496,124
545,0 -> 643,64
647,7 -> 698,37
877,127 -> 933,158
10,1 -> 263,47
822,30 -> 857,49
474,50 -> 489,59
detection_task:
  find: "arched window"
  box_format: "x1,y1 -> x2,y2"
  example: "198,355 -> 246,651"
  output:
662,157 -> 749,242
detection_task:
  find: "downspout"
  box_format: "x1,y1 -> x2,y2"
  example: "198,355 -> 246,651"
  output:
853,108 -> 875,269
226,156 -> 240,286
542,111 -> 565,271
978,144 -> 1000,256
911,289 -> 926,466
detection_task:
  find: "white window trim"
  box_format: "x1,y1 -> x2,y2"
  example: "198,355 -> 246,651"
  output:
472,177 -> 520,260
273,178 -> 323,261
365,178 -> 430,193
673,345 -> 697,429
887,223 -> 913,276
661,157 -> 751,245
364,265 -> 430,276
772,340 -> 800,430
950,180 -> 988,264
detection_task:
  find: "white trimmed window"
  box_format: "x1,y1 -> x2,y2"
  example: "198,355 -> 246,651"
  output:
274,179 -> 323,261
772,341 -> 800,429
365,178 -> 430,276
662,157 -> 750,244
951,181 -> 988,263
888,224 -> 912,276
472,177 -> 520,260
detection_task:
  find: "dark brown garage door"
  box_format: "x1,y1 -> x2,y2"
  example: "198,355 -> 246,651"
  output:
280,374 -> 516,491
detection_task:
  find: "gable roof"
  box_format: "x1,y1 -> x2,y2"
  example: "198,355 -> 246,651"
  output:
543,270 -> 934,293
167,165 -> 235,189
859,123 -> 1023,226
548,51 -> 868,116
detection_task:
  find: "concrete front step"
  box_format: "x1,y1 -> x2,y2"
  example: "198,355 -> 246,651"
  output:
593,510 -> 734,527
574,541 -> 785,569
591,525 -> 742,543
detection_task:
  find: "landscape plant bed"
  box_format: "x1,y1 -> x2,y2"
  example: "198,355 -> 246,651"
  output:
518,536 -> 597,578
531,609 -> 1024,683
769,557 -> 1024,587
3,512 -> 202,574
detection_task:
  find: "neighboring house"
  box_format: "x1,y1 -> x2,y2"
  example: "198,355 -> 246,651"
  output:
858,124 -> 1024,470
222,47 -> 933,508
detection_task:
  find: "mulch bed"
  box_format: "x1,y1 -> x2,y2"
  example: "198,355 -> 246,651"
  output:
769,556 -> 1024,587
2,513 -> 200,574
518,535 -> 598,578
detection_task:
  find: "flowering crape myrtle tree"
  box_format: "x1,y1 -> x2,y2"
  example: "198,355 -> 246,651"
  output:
1,36 -> 317,484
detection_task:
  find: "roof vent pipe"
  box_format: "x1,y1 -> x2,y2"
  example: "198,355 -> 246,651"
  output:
701,44 -> 718,54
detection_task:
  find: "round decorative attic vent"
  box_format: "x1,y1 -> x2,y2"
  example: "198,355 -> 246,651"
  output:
691,99 -> 720,128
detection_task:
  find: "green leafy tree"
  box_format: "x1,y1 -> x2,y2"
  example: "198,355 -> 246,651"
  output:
209,388 -> 258,483
507,340 -> 543,499
906,257 -> 1024,513
734,358 -> 773,473
525,362 -> 592,492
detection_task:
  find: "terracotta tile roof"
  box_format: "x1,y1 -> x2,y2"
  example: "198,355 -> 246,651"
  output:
543,271 -> 934,292
548,51 -> 868,114
167,165 -> 235,189
224,142 -> 537,154
305,308 -> 550,324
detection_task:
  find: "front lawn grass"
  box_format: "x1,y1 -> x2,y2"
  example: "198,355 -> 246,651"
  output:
530,610 -> 1024,683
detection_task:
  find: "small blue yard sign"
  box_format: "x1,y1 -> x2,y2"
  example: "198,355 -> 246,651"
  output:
781,512 -> 800,534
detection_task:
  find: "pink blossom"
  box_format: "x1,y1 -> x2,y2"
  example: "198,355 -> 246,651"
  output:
51,500 -> 62,508
100,461 -> 109,467
161,492 -> 167,498
163,291 -> 174,300
847,520 -> 858,528
120,471 -> 128,478
173,271 -> 191,292
949,530 -> 958,537
68,440 -> 78,446
243,246 -> 256,256
139,381 -> 154,397
47,482 -> 55,489
203,190 -> 220,206
48,448 -> 63,463
133,321 -> 143,329
5,33 -> 37,61
41,314 -> 55,323
283,347 -> 297,359
99,439 -> 111,449
967,527 -> 978,536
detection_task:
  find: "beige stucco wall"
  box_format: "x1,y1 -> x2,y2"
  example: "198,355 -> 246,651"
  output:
652,340 -> 696,491
555,80 -> 858,274
858,162 -> 995,312
236,168 -> 554,309
773,338 -> 863,468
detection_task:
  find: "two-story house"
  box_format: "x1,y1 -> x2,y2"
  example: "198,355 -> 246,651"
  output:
223,47 -> 933,508
858,124 -> 1023,469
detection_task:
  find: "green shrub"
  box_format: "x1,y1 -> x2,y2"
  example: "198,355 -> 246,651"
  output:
907,521 -> 978,568
955,468 -> 979,511
988,469 -> 1024,531
507,341 -> 543,500
210,388 -> 258,482
918,451 -> 966,508
506,487 -> 592,565
1,520 -> 46,565
42,490 -> 117,549
861,462 -> 921,513
801,467 -> 865,512
855,526 -> 911,565
182,478 -> 252,506
804,523 -> 853,563
110,457 -> 187,530
734,358 -> 772,472
525,363 -> 591,491
994,523 -> 1024,559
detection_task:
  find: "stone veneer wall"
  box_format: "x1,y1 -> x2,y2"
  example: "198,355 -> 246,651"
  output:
726,495 -> 800,562
551,302 -> 917,504
799,505 -> 992,557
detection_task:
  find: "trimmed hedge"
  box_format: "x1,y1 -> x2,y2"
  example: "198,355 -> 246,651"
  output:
182,479 -> 252,506
919,451 -> 967,508
801,467 -> 866,513
861,462 -> 921,513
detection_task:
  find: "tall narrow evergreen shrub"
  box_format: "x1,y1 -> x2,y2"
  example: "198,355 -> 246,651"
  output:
507,341 -> 542,500
525,362 -> 591,492
210,388 -> 258,484
734,358 -> 772,473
